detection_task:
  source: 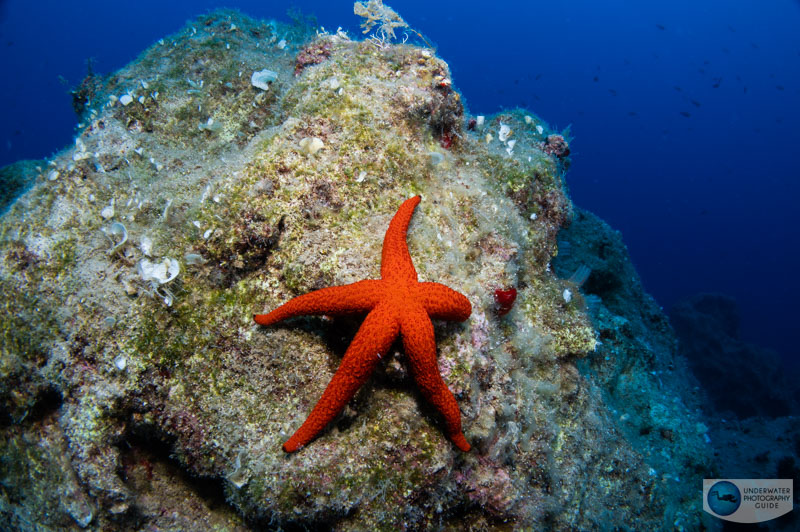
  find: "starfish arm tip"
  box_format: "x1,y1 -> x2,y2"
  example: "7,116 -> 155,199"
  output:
452,433 -> 471,452
282,440 -> 300,453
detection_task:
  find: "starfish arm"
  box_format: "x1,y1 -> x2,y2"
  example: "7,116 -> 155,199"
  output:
412,282 -> 472,322
254,280 -> 384,326
283,304 -> 400,452
399,307 -> 471,452
380,196 -> 420,283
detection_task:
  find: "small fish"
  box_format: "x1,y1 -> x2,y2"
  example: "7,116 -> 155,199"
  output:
691,99 -> 701,107
712,78 -> 722,88
656,24 -> 666,30
776,85 -> 785,91
627,111 -> 638,117
593,76 -> 599,82
673,85 -> 682,91
608,89 -> 617,96
535,73 -> 543,80
679,111 -> 691,118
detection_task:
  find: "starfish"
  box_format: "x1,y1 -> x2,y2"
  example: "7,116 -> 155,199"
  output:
254,196 -> 472,452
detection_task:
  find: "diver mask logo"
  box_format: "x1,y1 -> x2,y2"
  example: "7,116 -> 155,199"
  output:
703,479 -> 793,523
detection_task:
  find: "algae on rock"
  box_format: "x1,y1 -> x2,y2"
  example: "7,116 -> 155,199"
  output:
0,9 -> 712,531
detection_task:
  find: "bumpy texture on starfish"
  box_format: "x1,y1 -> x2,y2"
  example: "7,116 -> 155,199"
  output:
254,196 -> 472,452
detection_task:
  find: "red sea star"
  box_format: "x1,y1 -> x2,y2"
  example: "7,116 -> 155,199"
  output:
254,196 -> 472,452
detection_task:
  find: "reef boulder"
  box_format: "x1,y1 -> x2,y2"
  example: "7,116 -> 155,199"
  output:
0,10 -> 712,530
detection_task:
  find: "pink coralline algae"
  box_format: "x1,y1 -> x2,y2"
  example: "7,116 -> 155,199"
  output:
543,134 -> 570,159
295,39 -> 333,75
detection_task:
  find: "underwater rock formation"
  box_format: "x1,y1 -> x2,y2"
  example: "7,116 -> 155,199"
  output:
0,159 -> 41,214
0,9 -> 713,530
670,293 -> 800,418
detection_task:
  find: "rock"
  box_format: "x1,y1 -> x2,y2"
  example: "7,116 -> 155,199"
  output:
0,9 -> 712,531
670,293 -> 800,418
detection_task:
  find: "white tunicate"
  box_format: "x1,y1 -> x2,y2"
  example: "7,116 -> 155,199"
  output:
119,94 -> 134,106
250,69 -> 278,90
140,235 -> 153,256
184,253 -> 206,265
498,124 -> 512,142
563,288 -> 572,303
114,356 -> 127,371
428,152 -> 444,166
101,200 -> 115,220
138,258 -> 180,285
159,287 -> 174,307
299,137 -> 324,155
505,139 -> 516,155
326,77 -> 341,91
199,117 -> 223,132
106,222 -> 128,253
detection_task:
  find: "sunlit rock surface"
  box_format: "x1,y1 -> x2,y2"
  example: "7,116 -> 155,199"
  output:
0,10 -> 712,530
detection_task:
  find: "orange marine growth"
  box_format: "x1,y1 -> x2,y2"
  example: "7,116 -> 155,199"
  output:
254,196 -> 472,452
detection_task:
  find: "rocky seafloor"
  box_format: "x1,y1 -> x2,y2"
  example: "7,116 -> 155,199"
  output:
1,9 -> 721,531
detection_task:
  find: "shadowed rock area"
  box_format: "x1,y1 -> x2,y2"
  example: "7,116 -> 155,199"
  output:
670,293 -> 800,418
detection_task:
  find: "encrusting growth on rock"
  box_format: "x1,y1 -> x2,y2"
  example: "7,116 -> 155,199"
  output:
254,196 -> 473,452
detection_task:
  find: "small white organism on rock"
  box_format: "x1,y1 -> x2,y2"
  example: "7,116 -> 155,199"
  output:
299,137 -> 324,155
498,123 -> 512,143
137,258 -> 180,306
251,69 -> 278,90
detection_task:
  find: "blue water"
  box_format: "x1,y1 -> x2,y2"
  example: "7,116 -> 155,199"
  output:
1,0 -> 798,367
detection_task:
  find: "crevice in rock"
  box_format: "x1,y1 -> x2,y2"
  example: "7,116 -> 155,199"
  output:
26,386 -> 63,423
114,421 -> 233,525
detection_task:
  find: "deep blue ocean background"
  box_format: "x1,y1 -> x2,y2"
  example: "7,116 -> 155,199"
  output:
1,0 -> 798,369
